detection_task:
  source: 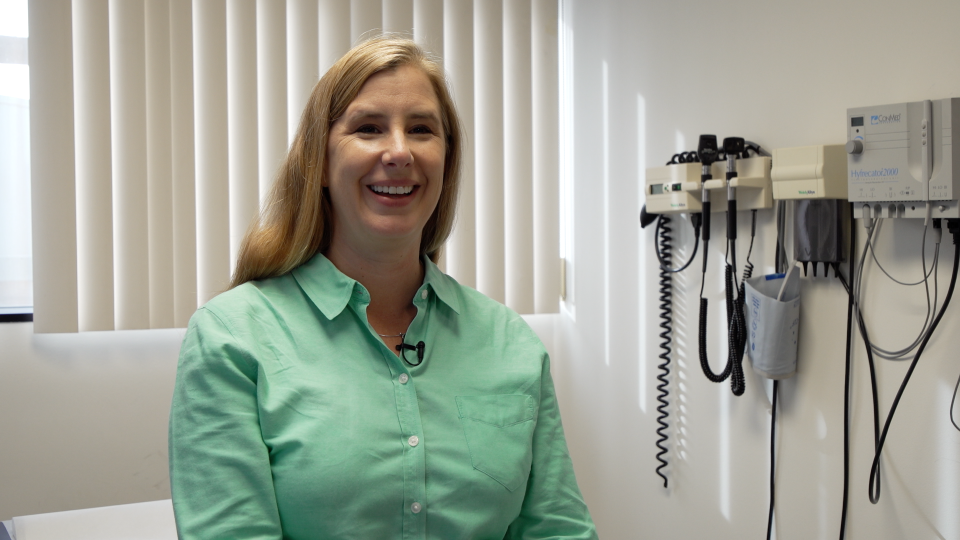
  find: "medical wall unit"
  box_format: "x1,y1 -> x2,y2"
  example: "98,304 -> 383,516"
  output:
846,98 -> 960,218
772,144 -> 848,200
644,157 -> 774,215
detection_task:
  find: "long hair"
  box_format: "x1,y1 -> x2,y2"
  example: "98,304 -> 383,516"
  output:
230,35 -> 463,288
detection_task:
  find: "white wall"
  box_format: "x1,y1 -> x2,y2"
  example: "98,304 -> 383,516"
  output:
551,0 -> 960,538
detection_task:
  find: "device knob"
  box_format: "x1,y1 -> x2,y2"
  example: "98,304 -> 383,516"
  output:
846,139 -> 864,154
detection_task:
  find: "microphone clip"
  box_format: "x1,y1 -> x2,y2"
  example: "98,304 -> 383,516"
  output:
396,339 -> 425,366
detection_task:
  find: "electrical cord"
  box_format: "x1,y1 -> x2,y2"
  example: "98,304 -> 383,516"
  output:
733,211 -> 758,360
838,203 -> 856,540
866,219 -> 938,286
766,379 -> 779,540
775,201 -> 788,272
849,220 -> 884,503
666,143 -> 767,167
744,141 -> 772,157
666,151 -> 700,165
951,370 -> 960,432
765,203 -> 783,540
742,210 -> 758,286
654,215 -> 674,488
654,213 -> 702,273
861,219 -> 939,359
855,219 -> 941,360
697,216 -> 752,397
867,219 -> 960,504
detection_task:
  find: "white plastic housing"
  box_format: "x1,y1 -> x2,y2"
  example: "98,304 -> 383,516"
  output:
704,156 -> 774,211
644,156 -> 773,214
846,97 -> 960,219
771,145 -> 848,200
644,162 -> 702,214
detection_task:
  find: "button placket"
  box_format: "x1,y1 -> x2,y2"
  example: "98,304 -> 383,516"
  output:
392,347 -> 425,538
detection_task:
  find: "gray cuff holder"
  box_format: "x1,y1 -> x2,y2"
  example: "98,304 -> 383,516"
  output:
744,269 -> 801,379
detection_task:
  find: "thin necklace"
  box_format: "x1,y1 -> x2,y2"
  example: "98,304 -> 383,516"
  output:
378,332 -> 405,338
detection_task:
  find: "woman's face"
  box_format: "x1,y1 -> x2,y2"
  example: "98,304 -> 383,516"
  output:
325,65 -> 445,258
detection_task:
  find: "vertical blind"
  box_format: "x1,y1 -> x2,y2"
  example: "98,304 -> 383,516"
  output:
29,0 -> 560,333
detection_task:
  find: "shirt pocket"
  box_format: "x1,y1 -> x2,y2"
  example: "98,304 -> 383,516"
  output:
456,394 -> 537,492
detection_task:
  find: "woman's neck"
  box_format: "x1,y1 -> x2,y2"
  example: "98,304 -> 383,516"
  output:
324,240 -> 424,336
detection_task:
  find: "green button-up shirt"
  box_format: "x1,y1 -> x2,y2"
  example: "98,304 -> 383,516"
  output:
169,253 -> 597,539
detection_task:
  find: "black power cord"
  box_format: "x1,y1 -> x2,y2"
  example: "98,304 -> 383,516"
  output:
867,218 -> 960,504
952,370 -> 960,432
654,213 -> 702,273
766,201 -> 789,540
654,215 -> 674,488
766,379 -> 779,540
838,202 -> 856,540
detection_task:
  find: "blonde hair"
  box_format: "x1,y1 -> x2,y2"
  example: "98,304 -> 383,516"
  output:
230,35 -> 463,288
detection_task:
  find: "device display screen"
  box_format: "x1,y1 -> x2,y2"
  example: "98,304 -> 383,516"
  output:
851,117 -> 864,127
651,184 -> 664,195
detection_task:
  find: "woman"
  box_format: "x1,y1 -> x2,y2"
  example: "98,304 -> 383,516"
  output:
169,36 -> 597,539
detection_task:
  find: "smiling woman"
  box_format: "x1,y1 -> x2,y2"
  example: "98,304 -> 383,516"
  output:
229,38 -> 462,288
168,35 -> 597,540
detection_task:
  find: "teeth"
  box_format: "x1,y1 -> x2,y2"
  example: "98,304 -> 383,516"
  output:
371,185 -> 414,195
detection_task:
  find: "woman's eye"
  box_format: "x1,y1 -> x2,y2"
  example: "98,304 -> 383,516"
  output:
410,125 -> 433,134
356,124 -> 379,134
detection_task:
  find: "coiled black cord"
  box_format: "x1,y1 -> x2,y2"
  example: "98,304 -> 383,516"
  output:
723,263 -> 747,396
698,212 -> 754,397
655,214 -> 702,273
655,216 -> 673,488
741,210 -> 758,294
666,151 -> 699,165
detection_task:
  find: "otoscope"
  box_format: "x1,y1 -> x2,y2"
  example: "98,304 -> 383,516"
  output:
699,135 -> 720,270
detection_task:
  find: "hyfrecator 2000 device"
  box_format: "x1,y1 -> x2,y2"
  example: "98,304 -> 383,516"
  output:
846,98 -> 960,219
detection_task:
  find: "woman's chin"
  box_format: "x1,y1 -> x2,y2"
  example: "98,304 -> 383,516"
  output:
364,217 -> 426,241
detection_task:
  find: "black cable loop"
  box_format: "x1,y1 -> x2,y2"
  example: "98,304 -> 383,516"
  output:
697,222 -> 751,397
868,239 -> 960,504
654,214 -> 701,273
655,216 -> 673,488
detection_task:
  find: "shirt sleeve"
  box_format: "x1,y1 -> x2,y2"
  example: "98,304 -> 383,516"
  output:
168,307 -> 283,539
504,353 -> 599,540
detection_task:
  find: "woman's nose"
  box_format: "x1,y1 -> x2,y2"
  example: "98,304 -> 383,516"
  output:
382,130 -> 413,168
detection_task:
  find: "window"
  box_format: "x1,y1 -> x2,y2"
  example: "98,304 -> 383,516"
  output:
0,0 -> 31,321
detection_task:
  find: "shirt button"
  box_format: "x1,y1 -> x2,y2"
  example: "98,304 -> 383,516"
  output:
408,435 -> 420,447
411,502 -> 422,514
421,290 -> 428,300
398,373 -> 409,384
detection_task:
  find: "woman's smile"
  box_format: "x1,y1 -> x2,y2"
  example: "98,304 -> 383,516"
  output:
368,184 -> 417,197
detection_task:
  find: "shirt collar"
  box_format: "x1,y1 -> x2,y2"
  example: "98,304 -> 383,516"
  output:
422,255 -> 461,314
292,252 -> 462,320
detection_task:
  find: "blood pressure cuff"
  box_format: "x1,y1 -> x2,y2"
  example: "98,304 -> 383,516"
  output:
744,270 -> 801,379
